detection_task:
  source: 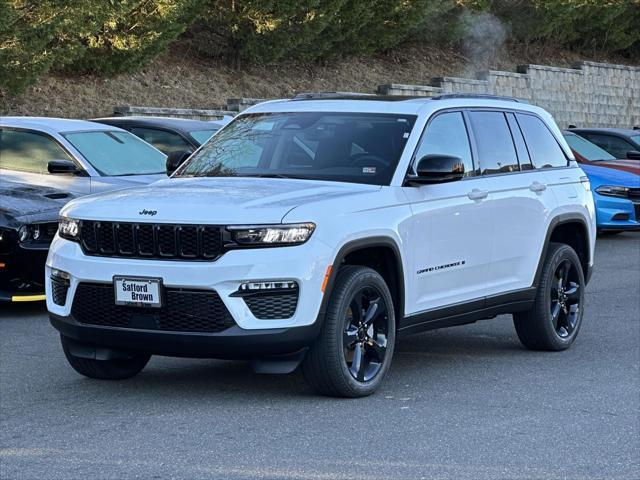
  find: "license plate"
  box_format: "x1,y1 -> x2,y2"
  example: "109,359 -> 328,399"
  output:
114,277 -> 162,307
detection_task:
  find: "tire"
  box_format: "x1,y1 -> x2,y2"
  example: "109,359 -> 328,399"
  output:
302,265 -> 396,398
513,243 -> 585,351
61,335 -> 150,380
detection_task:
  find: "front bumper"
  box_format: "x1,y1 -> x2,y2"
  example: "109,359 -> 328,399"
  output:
594,193 -> 640,231
0,247 -> 48,302
46,235 -> 333,357
50,312 -> 320,359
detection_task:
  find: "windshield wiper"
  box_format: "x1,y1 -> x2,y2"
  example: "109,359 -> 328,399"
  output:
243,173 -> 308,180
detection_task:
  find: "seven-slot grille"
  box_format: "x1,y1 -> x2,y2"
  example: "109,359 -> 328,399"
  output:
79,221 -> 223,260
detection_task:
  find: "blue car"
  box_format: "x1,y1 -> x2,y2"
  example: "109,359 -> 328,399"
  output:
580,163 -> 640,232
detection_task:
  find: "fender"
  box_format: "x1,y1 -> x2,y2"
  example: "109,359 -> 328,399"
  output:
533,213 -> 593,287
316,236 -> 406,325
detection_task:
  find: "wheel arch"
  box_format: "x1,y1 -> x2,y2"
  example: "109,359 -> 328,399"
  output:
535,214 -> 592,287
318,237 -> 405,325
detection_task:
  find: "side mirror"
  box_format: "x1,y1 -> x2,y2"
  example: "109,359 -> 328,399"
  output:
409,154 -> 465,184
166,150 -> 191,175
48,159 -> 81,175
626,150 -> 640,160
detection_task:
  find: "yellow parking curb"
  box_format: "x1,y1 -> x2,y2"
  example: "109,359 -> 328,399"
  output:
11,294 -> 46,302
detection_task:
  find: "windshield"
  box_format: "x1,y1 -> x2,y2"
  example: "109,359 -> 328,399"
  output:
564,134 -> 615,161
63,130 -> 167,176
631,134 -> 640,144
189,129 -> 219,145
175,112 -> 416,185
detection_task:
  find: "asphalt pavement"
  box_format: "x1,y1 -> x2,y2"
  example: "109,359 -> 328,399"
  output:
1,233 -> 639,480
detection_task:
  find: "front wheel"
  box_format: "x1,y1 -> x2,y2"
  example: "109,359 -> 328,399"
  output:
302,265 -> 396,397
61,335 -> 150,380
513,243 -> 585,351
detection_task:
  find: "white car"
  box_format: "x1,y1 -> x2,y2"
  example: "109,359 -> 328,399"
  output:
46,94 -> 596,397
0,117 -> 167,194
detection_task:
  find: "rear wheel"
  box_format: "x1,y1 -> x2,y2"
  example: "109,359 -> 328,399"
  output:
513,243 -> 585,350
61,335 -> 150,380
302,265 -> 395,397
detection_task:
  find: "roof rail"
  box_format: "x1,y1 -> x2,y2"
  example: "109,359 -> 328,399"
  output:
430,93 -> 524,103
291,92 -> 377,101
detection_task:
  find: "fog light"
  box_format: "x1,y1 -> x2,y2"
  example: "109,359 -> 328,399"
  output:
238,280 -> 298,292
51,268 -> 71,281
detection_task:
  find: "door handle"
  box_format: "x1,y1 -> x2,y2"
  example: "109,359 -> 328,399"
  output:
467,189 -> 489,201
529,181 -> 547,193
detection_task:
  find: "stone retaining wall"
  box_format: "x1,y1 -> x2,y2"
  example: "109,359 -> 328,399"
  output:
379,61 -> 639,128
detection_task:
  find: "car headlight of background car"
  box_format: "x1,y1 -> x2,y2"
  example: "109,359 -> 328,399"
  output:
227,223 -> 315,246
59,216 -> 80,241
595,185 -> 630,198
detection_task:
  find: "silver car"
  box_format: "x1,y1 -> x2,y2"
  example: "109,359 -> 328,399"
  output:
0,117 -> 167,194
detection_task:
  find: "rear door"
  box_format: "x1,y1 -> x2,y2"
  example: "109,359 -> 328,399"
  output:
404,110 -> 494,314
0,128 -> 91,194
467,110 -> 556,297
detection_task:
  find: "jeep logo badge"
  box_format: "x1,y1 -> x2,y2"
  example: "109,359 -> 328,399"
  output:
139,209 -> 157,216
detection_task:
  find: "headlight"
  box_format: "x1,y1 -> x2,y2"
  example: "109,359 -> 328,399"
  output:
18,225 -> 30,243
228,223 -> 315,246
59,216 -> 80,241
595,185 -> 629,198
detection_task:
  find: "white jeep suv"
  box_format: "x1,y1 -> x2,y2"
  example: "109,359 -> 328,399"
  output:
46,94 -> 596,397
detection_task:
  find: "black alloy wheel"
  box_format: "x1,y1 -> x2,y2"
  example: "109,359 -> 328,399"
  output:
302,265 -> 396,397
513,242 -> 585,351
343,286 -> 390,382
550,259 -> 581,338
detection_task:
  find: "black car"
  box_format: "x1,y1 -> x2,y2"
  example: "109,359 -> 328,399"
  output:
0,181 -> 75,302
568,128 -> 640,160
91,116 -> 228,155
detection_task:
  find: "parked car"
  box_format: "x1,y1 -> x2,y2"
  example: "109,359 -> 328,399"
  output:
47,93 -> 595,397
0,181 -> 75,302
563,132 -> 640,232
563,131 -> 640,175
91,116 -> 228,155
580,164 -> 640,233
568,127 -> 640,160
0,117 -> 168,195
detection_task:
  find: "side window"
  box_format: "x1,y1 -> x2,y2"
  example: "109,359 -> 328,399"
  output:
0,129 -> 72,173
506,113 -> 533,170
414,112 -> 474,176
516,114 -> 568,168
580,133 -> 632,159
468,111 -> 519,175
129,127 -> 192,155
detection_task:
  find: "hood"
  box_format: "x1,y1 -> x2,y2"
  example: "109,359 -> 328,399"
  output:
584,159 -> 640,176
62,177 -> 379,224
89,173 -> 168,193
580,164 -> 640,188
0,181 -> 75,223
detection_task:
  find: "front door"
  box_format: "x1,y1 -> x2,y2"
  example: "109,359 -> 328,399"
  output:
403,111 -> 493,315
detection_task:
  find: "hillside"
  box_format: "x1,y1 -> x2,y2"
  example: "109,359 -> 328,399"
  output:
1,42 -> 636,119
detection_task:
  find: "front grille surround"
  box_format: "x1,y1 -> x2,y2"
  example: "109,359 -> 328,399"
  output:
71,283 -> 236,333
79,221 -> 224,261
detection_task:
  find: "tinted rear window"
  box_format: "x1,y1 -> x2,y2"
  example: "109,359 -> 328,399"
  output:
468,111 -> 519,175
516,114 -> 568,168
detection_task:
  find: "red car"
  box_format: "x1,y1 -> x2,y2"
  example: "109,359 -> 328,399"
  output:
563,131 -> 640,175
